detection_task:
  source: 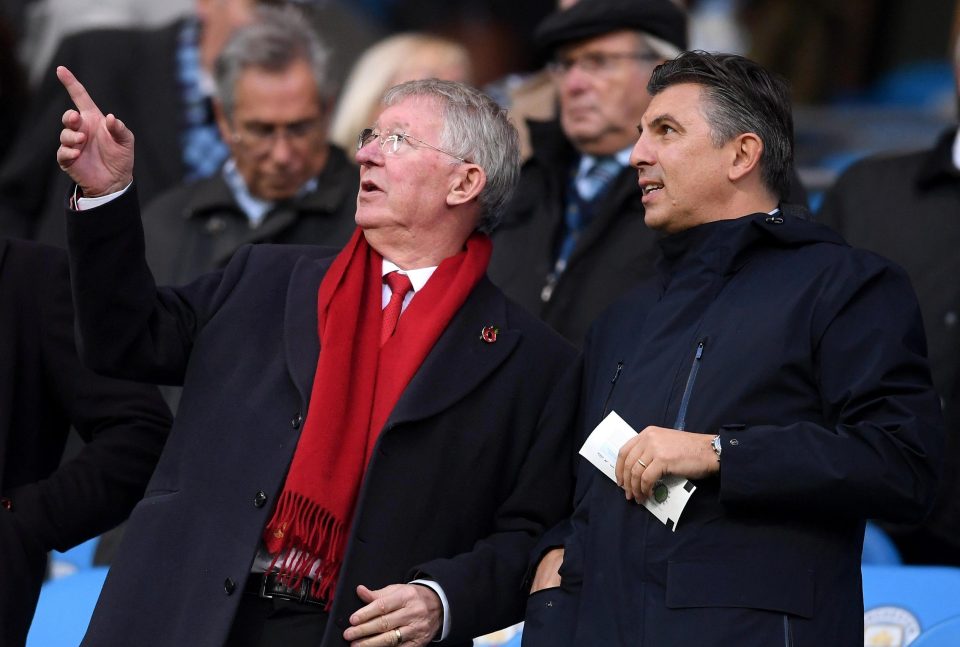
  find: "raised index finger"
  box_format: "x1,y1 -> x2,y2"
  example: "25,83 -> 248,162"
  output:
56,66 -> 102,115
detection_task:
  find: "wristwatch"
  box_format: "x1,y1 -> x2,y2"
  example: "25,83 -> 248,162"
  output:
711,434 -> 722,462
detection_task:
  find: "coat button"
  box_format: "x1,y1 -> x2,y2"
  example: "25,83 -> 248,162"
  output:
254,491 -> 268,508
945,311 -> 957,328
0,497 -> 12,510
224,578 -> 236,595
729,438 -> 740,446
291,411 -> 303,429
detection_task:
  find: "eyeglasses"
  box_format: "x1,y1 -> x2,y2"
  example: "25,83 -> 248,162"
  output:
547,51 -> 662,76
233,116 -> 324,154
357,128 -> 468,163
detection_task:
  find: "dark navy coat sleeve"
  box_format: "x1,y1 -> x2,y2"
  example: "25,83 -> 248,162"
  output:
718,254 -> 943,522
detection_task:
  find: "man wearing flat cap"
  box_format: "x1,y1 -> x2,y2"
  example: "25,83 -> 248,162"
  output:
488,0 -> 686,346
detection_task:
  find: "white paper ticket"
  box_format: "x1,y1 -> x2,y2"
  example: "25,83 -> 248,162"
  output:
579,411 -> 697,531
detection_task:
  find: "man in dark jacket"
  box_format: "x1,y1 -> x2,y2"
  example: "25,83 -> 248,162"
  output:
57,61 -> 575,647
142,6 -> 356,285
488,0 -> 686,346
816,45 -> 960,564
0,238 -> 171,647
523,52 -> 943,646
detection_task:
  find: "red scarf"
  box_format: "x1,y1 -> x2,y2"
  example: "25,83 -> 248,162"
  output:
263,227 -> 491,604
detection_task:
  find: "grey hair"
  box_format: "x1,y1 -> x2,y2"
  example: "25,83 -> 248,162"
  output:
214,5 -> 333,121
382,79 -> 520,233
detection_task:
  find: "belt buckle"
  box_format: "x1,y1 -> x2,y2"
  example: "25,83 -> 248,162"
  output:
259,573 -> 325,607
259,573 -> 276,600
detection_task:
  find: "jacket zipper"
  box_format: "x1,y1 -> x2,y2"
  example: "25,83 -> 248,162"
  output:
673,340 -> 705,430
601,361 -> 624,418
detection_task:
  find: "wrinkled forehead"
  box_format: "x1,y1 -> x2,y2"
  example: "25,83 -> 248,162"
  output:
374,95 -> 445,134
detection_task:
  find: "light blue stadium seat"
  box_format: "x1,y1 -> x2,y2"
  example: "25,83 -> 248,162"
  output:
863,565 -> 960,645
26,566 -> 108,647
910,614 -> 960,646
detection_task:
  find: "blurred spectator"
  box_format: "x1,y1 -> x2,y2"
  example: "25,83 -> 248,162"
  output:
18,0 -> 193,86
386,0 -> 554,86
816,37 -> 960,567
0,238 -> 171,647
329,32 -> 472,155
143,5 -> 357,286
0,0 -> 286,246
0,11 -> 28,160
487,0 -> 687,345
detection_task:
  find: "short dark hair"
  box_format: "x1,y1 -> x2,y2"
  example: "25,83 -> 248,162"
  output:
647,51 -> 794,200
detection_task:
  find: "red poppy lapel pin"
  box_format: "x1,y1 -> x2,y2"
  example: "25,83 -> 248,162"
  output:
480,325 -> 499,344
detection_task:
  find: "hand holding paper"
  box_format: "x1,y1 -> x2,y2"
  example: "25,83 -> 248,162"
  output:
579,412 -> 716,531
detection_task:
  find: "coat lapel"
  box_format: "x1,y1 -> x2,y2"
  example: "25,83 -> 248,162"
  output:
386,277 -> 520,427
283,254 -> 332,403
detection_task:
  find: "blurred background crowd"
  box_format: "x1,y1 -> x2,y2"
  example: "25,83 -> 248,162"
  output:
2,0 -> 960,644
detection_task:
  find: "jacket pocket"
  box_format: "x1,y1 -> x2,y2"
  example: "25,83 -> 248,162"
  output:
665,559 -> 815,618
522,585 -> 578,647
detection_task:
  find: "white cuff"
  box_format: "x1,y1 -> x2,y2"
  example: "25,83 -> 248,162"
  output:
75,181 -> 132,211
409,579 -> 450,642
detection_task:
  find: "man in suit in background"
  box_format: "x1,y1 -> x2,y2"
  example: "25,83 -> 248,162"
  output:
0,238 -> 171,647
57,62 -> 576,647
488,0 -> 686,345
142,6 -> 356,286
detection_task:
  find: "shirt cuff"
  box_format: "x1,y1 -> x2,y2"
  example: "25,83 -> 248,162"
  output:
75,181 -> 133,211
409,579 -> 450,642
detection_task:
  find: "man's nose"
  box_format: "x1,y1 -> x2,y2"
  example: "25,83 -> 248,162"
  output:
629,133 -> 652,168
268,133 -> 294,163
355,137 -> 382,166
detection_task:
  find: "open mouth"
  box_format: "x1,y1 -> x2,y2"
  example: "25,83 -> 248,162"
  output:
360,179 -> 382,193
641,182 -> 663,196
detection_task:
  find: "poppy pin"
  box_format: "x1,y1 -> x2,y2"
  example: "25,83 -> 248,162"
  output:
480,325 -> 499,344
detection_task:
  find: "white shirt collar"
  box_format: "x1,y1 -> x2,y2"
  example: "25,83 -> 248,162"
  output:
381,259 -> 437,292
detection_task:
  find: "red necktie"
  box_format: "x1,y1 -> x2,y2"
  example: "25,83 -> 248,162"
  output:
381,271 -> 413,346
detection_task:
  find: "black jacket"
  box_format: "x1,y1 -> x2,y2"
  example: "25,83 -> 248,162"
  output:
818,128 -> 960,551
529,212 -> 942,646
0,238 -> 171,647
142,145 -> 358,285
66,186 -> 577,646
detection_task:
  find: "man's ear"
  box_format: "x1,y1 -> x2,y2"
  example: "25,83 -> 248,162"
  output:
728,132 -> 764,183
447,164 -> 486,208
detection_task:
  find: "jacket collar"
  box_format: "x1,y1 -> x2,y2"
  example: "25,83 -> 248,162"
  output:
181,144 -> 355,221
656,207 -> 845,286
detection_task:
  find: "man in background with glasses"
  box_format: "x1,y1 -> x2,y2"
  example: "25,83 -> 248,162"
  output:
54,42 -> 577,646
141,6 -> 356,286
488,0 -> 686,346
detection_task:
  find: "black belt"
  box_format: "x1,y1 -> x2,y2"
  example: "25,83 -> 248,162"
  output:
244,572 -> 328,607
